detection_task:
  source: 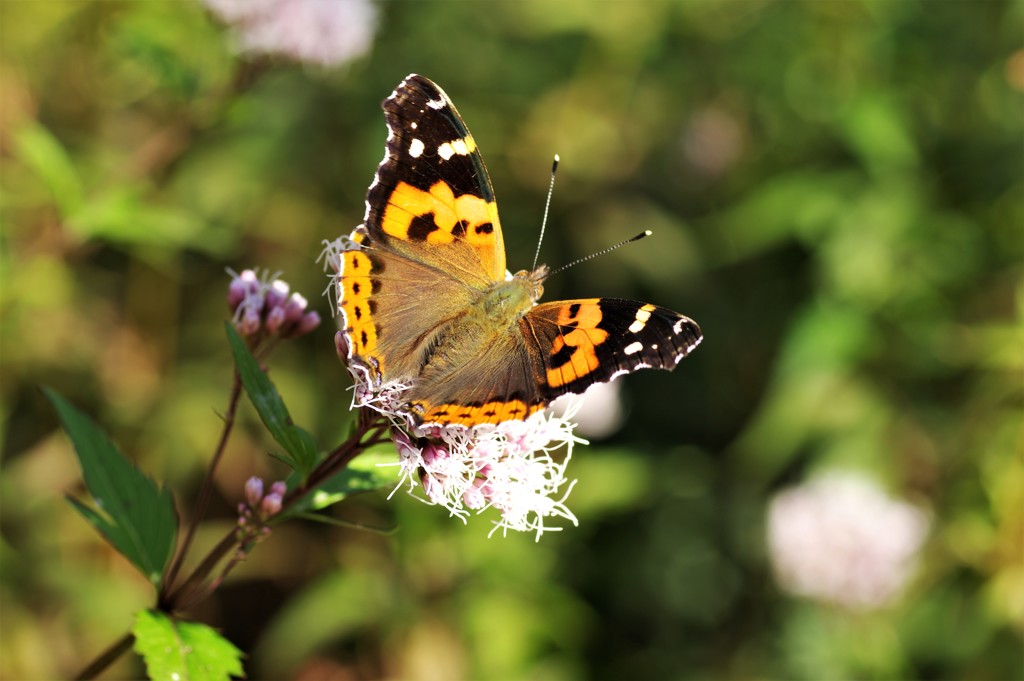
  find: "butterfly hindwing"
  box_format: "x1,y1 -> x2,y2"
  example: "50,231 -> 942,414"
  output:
364,75 -> 506,285
408,329 -> 547,426
522,299 -> 703,401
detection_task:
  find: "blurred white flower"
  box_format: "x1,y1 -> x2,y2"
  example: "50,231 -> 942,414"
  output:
202,0 -> 378,67
767,471 -> 929,610
551,379 -> 624,440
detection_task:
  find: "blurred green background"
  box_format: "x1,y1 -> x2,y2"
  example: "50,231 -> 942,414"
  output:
1,1 -> 1021,679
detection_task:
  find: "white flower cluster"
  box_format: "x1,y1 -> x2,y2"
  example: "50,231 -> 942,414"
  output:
348,363 -> 584,540
202,0 -> 378,67
767,471 -> 930,610
393,410 -> 583,540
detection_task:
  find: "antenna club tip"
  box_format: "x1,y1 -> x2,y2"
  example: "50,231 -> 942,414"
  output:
644,229 -> 653,236
554,153 -> 560,162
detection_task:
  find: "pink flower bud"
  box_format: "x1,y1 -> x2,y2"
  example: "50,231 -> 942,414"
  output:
297,311 -> 321,336
335,331 -> 349,360
284,293 -> 307,322
421,443 -> 448,467
265,306 -> 286,334
227,278 -> 247,310
421,474 -> 445,504
270,481 -> 287,497
260,492 -> 282,518
266,280 -> 290,309
463,478 -> 488,509
391,429 -> 422,467
242,269 -> 260,292
238,307 -> 261,336
245,477 -> 264,507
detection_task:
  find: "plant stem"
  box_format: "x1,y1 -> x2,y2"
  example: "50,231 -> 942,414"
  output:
161,371 -> 243,599
78,392 -> 389,677
160,528 -> 238,613
74,632 -> 134,681
286,414 -> 389,505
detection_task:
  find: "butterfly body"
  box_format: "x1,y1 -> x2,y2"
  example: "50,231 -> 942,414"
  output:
339,74 -> 702,427
418,270 -> 540,381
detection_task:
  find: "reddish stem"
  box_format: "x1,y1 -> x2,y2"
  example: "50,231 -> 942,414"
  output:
160,371 -> 243,599
74,632 -> 135,681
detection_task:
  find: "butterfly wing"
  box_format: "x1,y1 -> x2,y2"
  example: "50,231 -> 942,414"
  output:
342,74 -> 508,381
408,298 -> 702,427
409,328 -> 548,426
364,74 -> 507,286
339,227 -> 480,381
521,299 -> 703,401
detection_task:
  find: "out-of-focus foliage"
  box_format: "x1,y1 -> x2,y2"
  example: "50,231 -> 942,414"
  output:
1,1 -> 1020,679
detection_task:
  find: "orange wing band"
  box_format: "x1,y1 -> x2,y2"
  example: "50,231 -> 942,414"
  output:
340,240 -> 381,372
415,399 -> 545,426
544,300 -> 609,389
382,180 -> 499,251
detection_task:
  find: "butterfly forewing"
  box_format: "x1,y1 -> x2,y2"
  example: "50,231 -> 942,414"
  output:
364,75 -> 507,284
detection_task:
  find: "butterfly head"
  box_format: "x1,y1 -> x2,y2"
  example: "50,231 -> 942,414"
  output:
481,264 -> 549,328
516,263 -> 550,301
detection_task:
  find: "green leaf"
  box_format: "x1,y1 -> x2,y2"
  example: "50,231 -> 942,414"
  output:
225,323 -> 317,474
46,389 -> 178,587
68,185 -> 209,249
133,610 -> 244,681
13,122 -> 84,217
286,446 -> 401,516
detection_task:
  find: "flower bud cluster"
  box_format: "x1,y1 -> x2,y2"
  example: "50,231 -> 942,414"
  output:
237,477 -> 287,543
228,269 -> 321,340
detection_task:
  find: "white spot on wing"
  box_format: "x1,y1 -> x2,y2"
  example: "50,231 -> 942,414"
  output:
427,98 -> 446,110
624,341 -> 644,355
438,142 -> 454,160
409,138 -> 425,158
628,305 -> 654,333
452,139 -> 469,155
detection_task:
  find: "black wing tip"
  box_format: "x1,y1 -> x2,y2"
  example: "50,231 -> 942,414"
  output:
671,314 -> 703,357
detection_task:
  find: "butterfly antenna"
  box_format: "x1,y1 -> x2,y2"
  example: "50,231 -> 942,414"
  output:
547,230 -> 653,277
532,154 -> 560,271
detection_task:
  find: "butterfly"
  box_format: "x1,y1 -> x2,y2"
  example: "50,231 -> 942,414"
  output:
338,74 -> 702,427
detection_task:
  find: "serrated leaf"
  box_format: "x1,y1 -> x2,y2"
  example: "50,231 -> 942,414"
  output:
46,389 -> 178,587
287,446 -> 401,516
133,610 -> 244,681
225,323 -> 317,474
